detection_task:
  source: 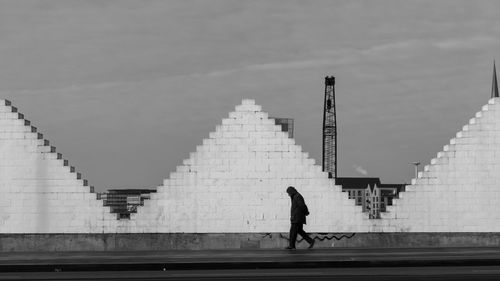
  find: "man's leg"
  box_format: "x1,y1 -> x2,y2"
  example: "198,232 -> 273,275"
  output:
297,224 -> 315,247
288,223 -> 299,248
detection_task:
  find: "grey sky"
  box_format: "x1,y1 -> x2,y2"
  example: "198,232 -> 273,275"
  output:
2,0 -> 500,191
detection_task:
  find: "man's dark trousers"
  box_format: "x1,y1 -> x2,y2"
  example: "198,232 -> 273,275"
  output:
289,223 -> 313,248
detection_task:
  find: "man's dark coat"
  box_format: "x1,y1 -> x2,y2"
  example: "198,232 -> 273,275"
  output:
287,186 -> 309,224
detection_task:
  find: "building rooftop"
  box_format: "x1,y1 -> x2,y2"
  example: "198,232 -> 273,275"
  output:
336,177 -> 381,190
107,189 -> 157,195
379,184 -> 406,192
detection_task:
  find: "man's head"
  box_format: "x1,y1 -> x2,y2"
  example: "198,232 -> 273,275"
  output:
286,186 -> 297,197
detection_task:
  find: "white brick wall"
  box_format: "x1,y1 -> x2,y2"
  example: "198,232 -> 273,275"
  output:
5,97 -> 500,234
131,100 -> 370,233
381,98 -> 500,232
0,99 -> 118,233
0,99 -> 370,233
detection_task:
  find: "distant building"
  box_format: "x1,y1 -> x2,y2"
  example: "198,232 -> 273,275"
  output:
98,189 -> 156,219
337,177 -> 379,215
272,117 -> 294,138
336,177 -> 405,219
378,183 -> 406,212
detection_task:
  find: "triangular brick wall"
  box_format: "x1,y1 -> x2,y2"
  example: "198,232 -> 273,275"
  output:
0,99 -> 118,233
131,99 -> 370,233
6,97 -> 499,234
381,98 -> 500,232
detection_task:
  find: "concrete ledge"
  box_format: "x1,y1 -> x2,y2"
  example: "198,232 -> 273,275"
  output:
2,233 -> 500,251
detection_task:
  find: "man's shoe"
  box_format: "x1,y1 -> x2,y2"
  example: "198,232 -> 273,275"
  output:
308,240 -> 315,249
285,246 -> 296,250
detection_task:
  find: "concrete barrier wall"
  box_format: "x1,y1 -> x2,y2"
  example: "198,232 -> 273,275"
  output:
2,233 -> 500,251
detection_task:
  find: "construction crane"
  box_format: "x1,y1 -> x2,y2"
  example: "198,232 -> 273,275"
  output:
322,76 -> 337,179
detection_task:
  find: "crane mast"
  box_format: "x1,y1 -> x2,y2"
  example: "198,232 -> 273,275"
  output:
322,76 -> 337,179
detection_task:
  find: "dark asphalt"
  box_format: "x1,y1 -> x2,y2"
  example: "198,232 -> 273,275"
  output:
2,266 -> 500,280
1,247 -> 500,272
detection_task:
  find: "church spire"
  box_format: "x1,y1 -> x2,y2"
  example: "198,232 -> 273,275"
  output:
492,60 -> 499,98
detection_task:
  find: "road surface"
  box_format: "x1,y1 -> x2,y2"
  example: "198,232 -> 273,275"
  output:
2,266 -> 500,280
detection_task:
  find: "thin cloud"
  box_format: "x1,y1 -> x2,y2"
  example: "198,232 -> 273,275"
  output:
196,43 -> 414,78
362,39 -> 425,55
199,39 -> 440,78
433,36 -> 499,50
202,58 -> 339,78
9,35 -> 497,98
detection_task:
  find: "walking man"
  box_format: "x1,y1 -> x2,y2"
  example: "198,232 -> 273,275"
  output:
285,186 -> 315,250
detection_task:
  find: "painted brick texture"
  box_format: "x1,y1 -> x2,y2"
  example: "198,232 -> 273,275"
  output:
0,100 -> 119,233
130,99 -> 370,233
380,98 -> 500,232
3,97 -> 499,234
